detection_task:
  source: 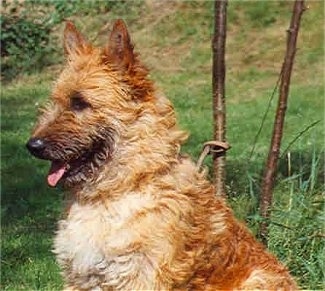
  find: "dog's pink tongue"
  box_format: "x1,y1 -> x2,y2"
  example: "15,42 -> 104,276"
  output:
47,162 -> 66,187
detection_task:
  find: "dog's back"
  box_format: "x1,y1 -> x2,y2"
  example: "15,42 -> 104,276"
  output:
27,20 -> 297,290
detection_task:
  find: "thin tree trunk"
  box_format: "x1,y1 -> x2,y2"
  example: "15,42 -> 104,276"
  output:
259,0 -> 306,245
212,0 -> 228,196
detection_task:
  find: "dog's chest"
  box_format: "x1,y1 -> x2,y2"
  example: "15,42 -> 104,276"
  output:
53,194 -> 156,289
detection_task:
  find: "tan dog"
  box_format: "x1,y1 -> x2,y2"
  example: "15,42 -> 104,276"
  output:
26,20 -> 297,290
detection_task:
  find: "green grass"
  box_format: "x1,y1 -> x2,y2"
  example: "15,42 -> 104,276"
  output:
1,80 -> 63,290
2,1 -> 324,290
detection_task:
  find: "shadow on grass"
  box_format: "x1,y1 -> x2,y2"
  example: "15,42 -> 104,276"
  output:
2,138 -> 61,224
1,137 -> 63,288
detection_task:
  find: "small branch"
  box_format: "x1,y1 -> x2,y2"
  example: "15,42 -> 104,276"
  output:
280,120 -> 321,158
259,0 -> 306,245
248,66 -> 283,163
212,0 -> 228,196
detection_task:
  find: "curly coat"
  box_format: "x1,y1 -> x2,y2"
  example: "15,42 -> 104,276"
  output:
27,20 -> 297,291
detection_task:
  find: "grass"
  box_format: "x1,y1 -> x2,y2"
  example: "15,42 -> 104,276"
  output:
1,1 -> 324,290
2,80 -> 63,290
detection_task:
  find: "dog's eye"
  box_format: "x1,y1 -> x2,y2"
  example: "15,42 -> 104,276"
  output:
70,94 -> 90,111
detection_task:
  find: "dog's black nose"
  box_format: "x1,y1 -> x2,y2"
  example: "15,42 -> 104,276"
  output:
26,137 -> 46,157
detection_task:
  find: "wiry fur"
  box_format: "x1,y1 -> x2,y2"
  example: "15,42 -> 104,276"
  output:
27,20 -> 297,290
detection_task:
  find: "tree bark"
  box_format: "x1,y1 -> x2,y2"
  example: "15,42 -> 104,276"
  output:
212,0 -> 228,196
259,0 -> 306,245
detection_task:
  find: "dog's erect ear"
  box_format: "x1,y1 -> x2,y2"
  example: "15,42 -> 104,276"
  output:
105,19 -> 135,70
64,21 -> 88,56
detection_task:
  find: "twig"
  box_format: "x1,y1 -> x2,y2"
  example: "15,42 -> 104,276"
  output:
280,120 -> 321,158
248,67 -> 283,163
259,0 -> 306,246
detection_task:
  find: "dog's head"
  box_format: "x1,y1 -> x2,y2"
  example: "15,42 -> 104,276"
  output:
26,20 -> 186,190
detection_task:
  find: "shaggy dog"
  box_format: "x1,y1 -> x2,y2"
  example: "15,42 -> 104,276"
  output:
26,20 -> 297,290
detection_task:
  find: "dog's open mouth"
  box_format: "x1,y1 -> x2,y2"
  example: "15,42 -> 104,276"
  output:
46,140 -> 113,188
48,161 -> 67,187
27,127 -> 115,188
47,158 -> 90,188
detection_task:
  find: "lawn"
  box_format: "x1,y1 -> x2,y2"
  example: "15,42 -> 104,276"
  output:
1,1 -> 324,290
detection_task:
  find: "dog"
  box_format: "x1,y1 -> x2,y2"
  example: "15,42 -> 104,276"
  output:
26,19 -> 297,290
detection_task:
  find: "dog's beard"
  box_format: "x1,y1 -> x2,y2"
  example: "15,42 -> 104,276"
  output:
46,127 -> 115,188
